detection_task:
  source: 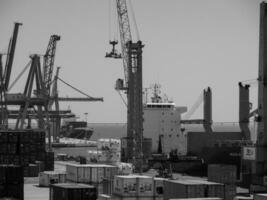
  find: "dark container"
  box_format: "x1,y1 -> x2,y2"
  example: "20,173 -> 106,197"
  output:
0,144 -> 7,154
35,161 -> 45,173
6,183 -> 24,200
5,165 -> 23,184
27,164 -> 39,177
0,168 -> 5,184
50,183 -> 97,200
45,152 -> 54,171
0,132 -> 8,143
7,132 -> 18,143
0,184 -> 6,197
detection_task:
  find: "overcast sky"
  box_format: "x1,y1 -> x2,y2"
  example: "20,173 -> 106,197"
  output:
0,0 -> 264,123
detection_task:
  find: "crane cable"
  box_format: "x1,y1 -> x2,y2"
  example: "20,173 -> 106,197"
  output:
183,91 -> 204,120
57,77 -> 94,99
8,61 -> 31,91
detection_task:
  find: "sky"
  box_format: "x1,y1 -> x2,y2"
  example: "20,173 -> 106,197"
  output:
0,0 -> 264,123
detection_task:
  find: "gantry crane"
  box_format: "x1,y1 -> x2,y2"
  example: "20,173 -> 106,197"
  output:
106,0 -> 144,172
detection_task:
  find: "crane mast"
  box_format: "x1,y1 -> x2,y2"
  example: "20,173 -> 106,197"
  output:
43,35 -> 60,96
110,0 -> 144,172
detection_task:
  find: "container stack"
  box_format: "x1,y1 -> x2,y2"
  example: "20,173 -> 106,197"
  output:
113,175 -> 154,200
0,165 -> 24,200
49,183 -> 97,200
0,130 -> 50,177
66,163 -> 118,195
208,164 -> 237,200
39,171 -> 67,187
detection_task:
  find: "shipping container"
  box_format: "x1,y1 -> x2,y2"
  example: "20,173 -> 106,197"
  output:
163,179 -> 205,200
3,165 -> 23,184
224,184 -> 236,200
154,178 -> 165,197
208,164 -> 236,184
137,176 -> 154,196
66,163 -> 117,184
188,180 -> 224,198
39,171 -> 66,187
113,175 -> 138,197
50,183 -> 97,200
254,194 -> 267,200
103,179 -> 114,195
6,183 -> 24,200
113,175 -> 154,197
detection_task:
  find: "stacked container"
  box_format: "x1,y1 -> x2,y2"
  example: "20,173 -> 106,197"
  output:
0,165 -> 24,200
0,130 -> 50,177
39,171 -> 66,187
49,183 -> 97,200
208,164 -> 237,200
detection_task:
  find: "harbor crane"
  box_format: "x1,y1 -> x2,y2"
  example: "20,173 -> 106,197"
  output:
106,0 -> 144,172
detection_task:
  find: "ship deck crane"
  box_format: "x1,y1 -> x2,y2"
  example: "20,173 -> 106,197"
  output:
106,0 -> 144,172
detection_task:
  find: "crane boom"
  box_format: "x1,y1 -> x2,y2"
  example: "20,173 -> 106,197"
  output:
116,0 -> 132,86
43,35 -> 60,96
4,22 -> 22,91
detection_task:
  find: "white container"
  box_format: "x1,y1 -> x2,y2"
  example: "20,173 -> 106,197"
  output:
39,171 -> 66,187
66,163 -> 117,184
114,175 -> 138,196
137,175 -> 154,196
113,175 -> 154,197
